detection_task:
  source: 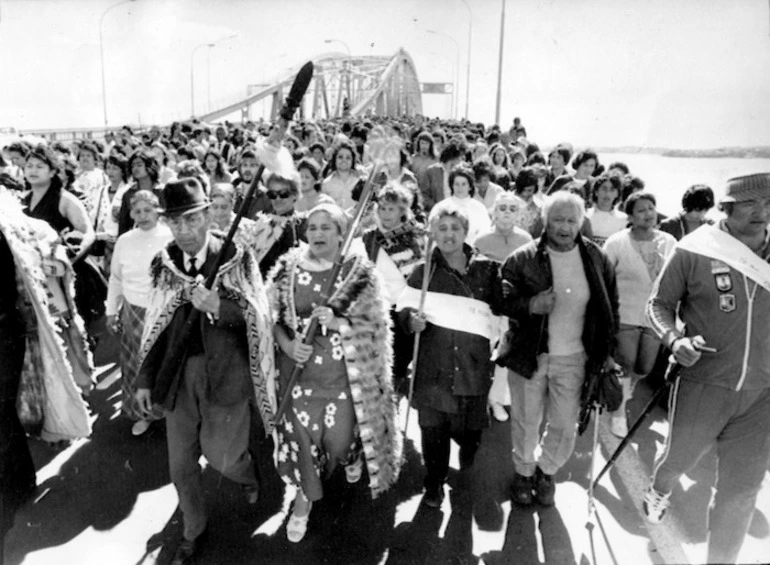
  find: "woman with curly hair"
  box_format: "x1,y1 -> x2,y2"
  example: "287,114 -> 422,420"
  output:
295,158 -> 334,213
321,141 -> 363,212
362,183 -> 427,395
410,131 -> 437,180
202,148 -> 233,186
268,203 -> 401,543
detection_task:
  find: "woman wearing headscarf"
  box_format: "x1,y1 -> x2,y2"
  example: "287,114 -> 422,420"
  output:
268,203 -> 401,543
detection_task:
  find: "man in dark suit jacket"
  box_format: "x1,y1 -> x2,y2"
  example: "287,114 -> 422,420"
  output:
135,178 -> 264,565
417,142 -> 464,212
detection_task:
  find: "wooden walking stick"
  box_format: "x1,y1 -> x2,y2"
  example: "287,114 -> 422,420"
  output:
151,61 -> 314,406
402,238 -> 434,434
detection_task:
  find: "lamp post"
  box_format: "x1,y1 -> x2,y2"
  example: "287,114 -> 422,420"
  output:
495,0 -> 506,125
190,42 -> 213,118
190,34 -> 237,118
427,29 -> 460,119
459,0 -> 473,120
324,39 -> 352,106
99,0 -> 136,130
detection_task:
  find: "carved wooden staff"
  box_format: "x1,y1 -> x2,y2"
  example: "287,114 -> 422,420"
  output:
272,161 -> 384,425
152,61 -> 314,406
403,237 -> 434,434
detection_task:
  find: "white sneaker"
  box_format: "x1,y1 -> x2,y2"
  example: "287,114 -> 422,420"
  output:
643,486 -> 671,523
131,420 -> 151,436
491,403 -> 509,422
610,415 -> 628,438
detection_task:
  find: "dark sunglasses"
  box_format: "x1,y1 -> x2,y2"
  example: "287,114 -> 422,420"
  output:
267,189 -> 292,200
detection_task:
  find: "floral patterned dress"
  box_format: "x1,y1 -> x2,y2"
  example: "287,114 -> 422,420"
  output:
275,264 -> 358,501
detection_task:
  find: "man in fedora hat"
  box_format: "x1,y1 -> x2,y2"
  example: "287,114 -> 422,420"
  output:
645,173 -> 770,563
135,178 -> 275,565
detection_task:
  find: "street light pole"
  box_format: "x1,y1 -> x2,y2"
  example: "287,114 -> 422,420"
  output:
324,39 -> 352,109
427,29 -> 460,119
190,34 -> 237,118
495,0 -> 506,125
99,0 -> 136,130
190,42 -> 213,118
460,0 -> 472,120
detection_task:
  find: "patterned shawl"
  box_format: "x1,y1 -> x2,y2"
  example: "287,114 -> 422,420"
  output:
138,235 -> 276,431
268,246 -> 403,498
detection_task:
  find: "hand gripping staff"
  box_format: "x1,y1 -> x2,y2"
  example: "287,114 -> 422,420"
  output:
152,62 -> 314,406
592,335 -> 713,489
272,157 -> 386,426
402,237 -> 434,435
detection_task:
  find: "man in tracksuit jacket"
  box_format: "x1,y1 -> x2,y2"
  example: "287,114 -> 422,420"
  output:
646,173 -> 770,564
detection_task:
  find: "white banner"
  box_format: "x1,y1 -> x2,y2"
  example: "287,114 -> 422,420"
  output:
677,225 -> 770,293
396,285 -> 497,341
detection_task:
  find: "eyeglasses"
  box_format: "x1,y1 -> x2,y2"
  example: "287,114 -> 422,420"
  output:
164,213 -> 206,230
496,205 -> 518,212
267,189 -> 292,200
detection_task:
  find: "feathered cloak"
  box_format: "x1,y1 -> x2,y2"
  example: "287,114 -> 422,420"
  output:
268,246 -> 403,498
0,188 -> 92,442
138,239 -> 276,431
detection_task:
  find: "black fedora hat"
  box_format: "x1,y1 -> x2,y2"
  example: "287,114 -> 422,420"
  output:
161,178 -> 210,216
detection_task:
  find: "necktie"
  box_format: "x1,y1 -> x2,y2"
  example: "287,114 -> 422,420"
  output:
188,257 -> 198,277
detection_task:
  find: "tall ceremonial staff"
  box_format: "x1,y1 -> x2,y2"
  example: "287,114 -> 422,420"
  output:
272,155 -> 388,425
152,62 -> 314,404
403,237 -> 434,434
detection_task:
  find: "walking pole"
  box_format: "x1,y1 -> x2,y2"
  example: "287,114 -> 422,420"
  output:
402,238 -> 434,435
593,363 -> 680,489
587,402 -> 601,519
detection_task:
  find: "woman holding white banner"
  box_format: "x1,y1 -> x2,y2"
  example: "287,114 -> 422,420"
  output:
397,200 -> 504,508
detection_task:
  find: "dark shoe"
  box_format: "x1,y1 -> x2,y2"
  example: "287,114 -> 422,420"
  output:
423,485 -> 445,508
534,467 -> 555,506
242,482 -> 259,505
511,473 -> 534,506
171,530 -> 206,565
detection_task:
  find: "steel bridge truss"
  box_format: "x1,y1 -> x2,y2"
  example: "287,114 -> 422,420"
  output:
199,48 -> 422,123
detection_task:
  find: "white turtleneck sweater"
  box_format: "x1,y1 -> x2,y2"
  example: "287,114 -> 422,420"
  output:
106,223 -> 173,314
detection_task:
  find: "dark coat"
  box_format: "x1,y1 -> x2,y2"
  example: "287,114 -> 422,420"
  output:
398,245 -> 503,412
498,235 -> 619,379
136,235 -> 251,409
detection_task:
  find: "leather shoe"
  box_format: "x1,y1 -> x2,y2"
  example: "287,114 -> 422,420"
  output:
534,467 -> 555,506
512,473 -> 533,506
171,529 -> 206,565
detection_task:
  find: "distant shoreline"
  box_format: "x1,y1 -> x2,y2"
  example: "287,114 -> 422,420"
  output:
594,147 -> 770,159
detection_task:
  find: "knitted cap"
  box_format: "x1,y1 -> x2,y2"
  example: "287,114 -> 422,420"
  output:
720,173 -> 770,203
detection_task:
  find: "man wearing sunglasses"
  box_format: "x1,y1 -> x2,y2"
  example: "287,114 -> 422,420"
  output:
134,178 -> 275,565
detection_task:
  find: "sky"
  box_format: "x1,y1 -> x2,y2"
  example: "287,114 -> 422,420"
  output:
1,0 -> 770,149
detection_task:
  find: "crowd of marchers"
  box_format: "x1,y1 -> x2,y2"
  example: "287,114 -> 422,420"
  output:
2,113 -> 769,565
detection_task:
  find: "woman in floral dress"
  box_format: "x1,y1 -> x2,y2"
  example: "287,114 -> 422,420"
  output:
267,203 -> 401,544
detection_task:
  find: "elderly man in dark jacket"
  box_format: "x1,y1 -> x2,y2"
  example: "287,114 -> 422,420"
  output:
135,178 -> 275,565
499,191 -> 618,507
